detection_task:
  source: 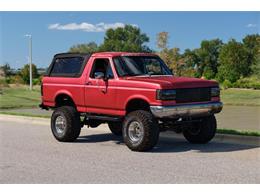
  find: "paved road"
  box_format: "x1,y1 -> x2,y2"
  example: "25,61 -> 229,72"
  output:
1,105 -> 259,131
0,116 -> 259,183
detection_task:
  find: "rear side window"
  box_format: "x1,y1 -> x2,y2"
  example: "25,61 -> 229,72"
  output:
50,57 -> 84,77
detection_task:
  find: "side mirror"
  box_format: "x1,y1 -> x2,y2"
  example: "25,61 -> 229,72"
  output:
94,72 -> 105,79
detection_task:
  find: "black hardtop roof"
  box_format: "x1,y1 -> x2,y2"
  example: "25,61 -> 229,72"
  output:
54,52 -> 92,58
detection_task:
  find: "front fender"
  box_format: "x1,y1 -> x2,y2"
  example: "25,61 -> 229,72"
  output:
124,94 -> 151,108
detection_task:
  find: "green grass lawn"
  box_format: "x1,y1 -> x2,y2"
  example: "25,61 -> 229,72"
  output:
0,85 -> 41,109
221,88 -> 260,106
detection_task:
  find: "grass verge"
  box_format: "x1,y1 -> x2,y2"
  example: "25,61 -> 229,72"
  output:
217,129 -> 260,137
221,88 -> 260,106
0,85 -> 41,109
0,111 -> 50,118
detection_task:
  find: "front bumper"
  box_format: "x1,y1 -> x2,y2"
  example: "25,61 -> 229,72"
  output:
150,102 -> 223,118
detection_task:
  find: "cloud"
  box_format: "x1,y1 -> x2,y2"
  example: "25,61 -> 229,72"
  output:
48,22 -> 136,32
246,23 -> 257,28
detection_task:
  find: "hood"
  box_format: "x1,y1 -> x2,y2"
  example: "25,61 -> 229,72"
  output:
125,75 -> 218,89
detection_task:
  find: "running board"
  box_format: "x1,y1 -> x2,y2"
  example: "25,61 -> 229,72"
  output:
85,114 -> 122,122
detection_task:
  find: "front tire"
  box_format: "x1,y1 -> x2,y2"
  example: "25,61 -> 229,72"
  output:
51,106 -> 81,142
183,115 -> 216,144
123,110 -> 159,152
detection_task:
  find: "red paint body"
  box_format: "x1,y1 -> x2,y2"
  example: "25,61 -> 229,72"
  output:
41,52 -> 220,116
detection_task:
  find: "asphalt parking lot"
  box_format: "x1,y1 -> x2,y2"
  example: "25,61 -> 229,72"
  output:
0,115 -> 259,183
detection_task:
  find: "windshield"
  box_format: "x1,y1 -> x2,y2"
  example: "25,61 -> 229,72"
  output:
113,56 -> 173,77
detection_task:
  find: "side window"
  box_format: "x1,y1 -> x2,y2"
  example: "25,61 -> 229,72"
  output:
90,59 -> 114,79
50,57 -> 84,76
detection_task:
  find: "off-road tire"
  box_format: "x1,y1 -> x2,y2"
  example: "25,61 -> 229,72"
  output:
183,115 -> 216,144
123,110 -> 159,152
51,106 -> 81,142
108,122 -> 123,136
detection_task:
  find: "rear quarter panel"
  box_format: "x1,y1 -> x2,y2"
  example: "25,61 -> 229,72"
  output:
42,76 -> 86,111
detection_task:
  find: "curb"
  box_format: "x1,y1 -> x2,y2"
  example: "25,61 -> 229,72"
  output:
0,114 -> 50,126
1,114 -> 260,147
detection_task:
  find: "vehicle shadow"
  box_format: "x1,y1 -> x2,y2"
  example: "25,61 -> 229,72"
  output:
152,137 -> 259,153
76,132 -> 259,153
77,133 -> 123,145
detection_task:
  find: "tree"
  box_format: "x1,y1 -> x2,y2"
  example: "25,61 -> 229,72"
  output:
183,49 -> 199,68
0,63 -> 11,77
20,64 -> 39,84
242,34 -> 260,76
196,39 -> 223,79
156,32 -> 169,50
168,47 -> 181,75
252,52 -> 260,78
157,46 -> 182,75
158,48 -> 171,67
99,25 -> 151,52
69,42 -> 99,53
156,31 -> 172,70
156,32 -> 170,67
181,49 -> 199,77
156,32 -> 183,74
218,39 -> 248,83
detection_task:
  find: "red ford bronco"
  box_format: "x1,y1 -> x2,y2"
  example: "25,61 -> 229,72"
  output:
40,52 -> 223,151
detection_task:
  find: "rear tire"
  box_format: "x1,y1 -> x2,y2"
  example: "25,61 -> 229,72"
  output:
183,115 -> 216,144
108,122 -> 122,136
123,110 -> 159,152
51,106 -> 81,142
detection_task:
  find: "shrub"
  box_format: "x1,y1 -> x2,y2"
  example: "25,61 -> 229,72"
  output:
218,39 -> 249,83
222,80 -> 233,89
8,75 -> 24,84
20,64 -> 39,84
233,77 -> 260,89
203,67 -> 215,79
0,78 -> 9,88
180,68 -> 196,77
194,71 -> 201,78
33,77 -> 42,85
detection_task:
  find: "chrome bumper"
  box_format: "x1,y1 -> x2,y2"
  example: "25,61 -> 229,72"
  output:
150,102 -> 223,118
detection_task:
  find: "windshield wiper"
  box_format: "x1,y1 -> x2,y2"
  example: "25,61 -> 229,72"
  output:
120,73 -> 143,77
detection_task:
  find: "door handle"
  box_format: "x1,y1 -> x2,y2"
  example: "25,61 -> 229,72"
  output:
86,81 -> 92,85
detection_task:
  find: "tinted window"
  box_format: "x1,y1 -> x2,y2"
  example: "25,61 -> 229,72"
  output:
106,65 -> 114,79
90,59 -> 114,79
50,57 -> 84,76
113,56 -> 172,77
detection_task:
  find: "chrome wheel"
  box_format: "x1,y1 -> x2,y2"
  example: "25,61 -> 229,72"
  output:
55,115 -> 66,135
128,121 -> 144,143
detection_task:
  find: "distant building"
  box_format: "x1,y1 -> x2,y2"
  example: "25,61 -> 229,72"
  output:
37,68 -> 47,75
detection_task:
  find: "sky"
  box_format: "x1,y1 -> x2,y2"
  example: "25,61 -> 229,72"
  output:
0,12 -> 259,68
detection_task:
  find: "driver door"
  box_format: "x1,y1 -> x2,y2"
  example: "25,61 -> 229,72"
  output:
84,58 -> 117,114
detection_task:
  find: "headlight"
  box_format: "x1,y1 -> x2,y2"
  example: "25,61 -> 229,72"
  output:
156,89 -> 176,100
211,87 -> 220,97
